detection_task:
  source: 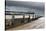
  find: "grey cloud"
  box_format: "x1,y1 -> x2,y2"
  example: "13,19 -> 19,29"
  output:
6,1 -> 44,10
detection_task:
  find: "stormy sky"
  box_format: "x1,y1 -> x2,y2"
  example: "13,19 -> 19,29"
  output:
6,1 -> 45,16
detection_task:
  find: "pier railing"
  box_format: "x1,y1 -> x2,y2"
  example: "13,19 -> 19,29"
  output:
5,11 -> 40,29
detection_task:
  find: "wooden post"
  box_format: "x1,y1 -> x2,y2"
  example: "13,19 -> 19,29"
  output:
12,15 -> 15,25
28,14 -> 30,22
21,14 -> 25,23
33,14 -> 34,18
23,14 -> 25,23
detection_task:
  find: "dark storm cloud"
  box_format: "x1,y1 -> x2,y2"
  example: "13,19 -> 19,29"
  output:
6,1 -> 44,10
